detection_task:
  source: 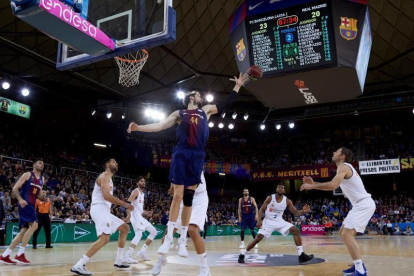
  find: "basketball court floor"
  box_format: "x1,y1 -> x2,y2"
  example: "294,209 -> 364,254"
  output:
0,234 -> 412,276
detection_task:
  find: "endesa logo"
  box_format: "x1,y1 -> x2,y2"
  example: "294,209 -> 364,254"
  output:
40,0 -> 97,38
302,226 -> 324,231
294,80 -> 318,105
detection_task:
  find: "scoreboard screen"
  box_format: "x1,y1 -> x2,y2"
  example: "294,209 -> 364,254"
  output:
247,0 -> 336,77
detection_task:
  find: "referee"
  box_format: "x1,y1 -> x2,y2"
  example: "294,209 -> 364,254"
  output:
33,190 -> 53,249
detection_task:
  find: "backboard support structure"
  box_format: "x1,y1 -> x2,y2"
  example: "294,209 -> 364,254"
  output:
56,0 -> 175,70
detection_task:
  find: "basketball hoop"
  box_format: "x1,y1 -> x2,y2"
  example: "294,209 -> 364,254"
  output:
115,49 -> 148,87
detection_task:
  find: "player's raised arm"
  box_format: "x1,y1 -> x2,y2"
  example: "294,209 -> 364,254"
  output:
202,73 -> 249,116
127,110 -> 180,133
100,174 -> 134,210
301,165 -> 350,191
287,199 -> 310,217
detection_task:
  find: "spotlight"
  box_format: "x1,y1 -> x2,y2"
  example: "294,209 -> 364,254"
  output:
289,122 -> 295,129
354,110 -> 359,116
157,112 -> 166,120
206,94 -> 214,103
177,91 -> 185,99
208,122 -> 214,128
228,123 -> 234,129
2,81 -> 10,90
243,113 -> 249,120
412,108 -> 414,114
218,123 -> 224,129
145,108 -> 153,117
221,112 -> 226,118
260,124 -> 265,130
122,112 -> 126,120
219,173 -> 226,176
232,111 -> 237,119
92,109 -> 96,116
21,88 -> 30,97
276,124 -> 281,130
93,143 -> 107,148
106,110 -> 112,119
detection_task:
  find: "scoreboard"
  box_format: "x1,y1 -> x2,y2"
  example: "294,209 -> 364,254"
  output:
247,0 -> 335,77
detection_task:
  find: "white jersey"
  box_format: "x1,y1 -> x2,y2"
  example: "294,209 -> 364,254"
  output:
195,172 -> 207,194
132,188 -> 145,214
265,194 -> 286,221
340,163 -> 371,206
91,176 -> 113,209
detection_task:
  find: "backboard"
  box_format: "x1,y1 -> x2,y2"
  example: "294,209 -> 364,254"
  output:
56,0 -> 175,70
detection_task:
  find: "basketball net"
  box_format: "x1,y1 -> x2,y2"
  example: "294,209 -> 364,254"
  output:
114,49 -> 148,87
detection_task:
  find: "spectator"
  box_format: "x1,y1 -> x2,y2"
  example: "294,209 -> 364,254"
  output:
325,220 -> 333,236
161,210 -> 169,225
11,206 -> 19,219
403,225 -> 413,236
0,198 -> 5,245
64,215 -> 76,223
393,225 -> 401,235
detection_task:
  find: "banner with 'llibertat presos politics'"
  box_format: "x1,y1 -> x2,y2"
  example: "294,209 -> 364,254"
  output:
358,159 -> 400,175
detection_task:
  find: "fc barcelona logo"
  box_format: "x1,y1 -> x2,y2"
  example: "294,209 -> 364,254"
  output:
19,105 -> 27,115
340,17 -> 358,40
236,38 -> 246,61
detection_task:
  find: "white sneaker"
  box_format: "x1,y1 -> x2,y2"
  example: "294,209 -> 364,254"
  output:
176,238 -> 188,249
152,256 -> 167,275
158,237 -> 172,255
254,244 -> 258,249
122,256 -> 138,264
239,242 -> 245,249
198,265 -> 211,276
178,244 -> 188,258
169,240 -> 174,249
70,265 -> 93,275
113,261 -> 130,269
136,250 -> 150,261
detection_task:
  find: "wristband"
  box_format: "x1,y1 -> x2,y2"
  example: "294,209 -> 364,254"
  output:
126,201 -> 131,204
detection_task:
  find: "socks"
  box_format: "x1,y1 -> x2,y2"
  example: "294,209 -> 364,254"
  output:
2,248 -> 12,257
241,231 -> 245,241
180,226 -> 189,243
251,230 -> 256,239
166,221 -> 176,240
125,247 -> 134,258
141,244 -> 148,252
17,246 -> 25,256
241,248 -> 246,255
297,246 -> 303,256
354,259 -> 364,274
198,253 -> 207,266
116,247 -> 124,262
75,255 -> 90,267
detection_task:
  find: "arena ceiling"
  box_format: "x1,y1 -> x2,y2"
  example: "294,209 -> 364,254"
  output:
0,0 -> 414,119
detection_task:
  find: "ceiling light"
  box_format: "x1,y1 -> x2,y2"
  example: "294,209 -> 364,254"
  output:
232,111 -> 237,119
94,143 -> 107,148
2,81 -> 10,90
145,108 -> 153,117
157,112 -> 166,120
21,88 -> 30,97
208,122 -> 214,128
276,124 -> 281,130
177,91 -> 185,99
289,122 -> 295,129
243,113 -> 249,120
219,173 -> 225,176
354,110 -> 359,116
218,123 -> 224,129
260,124 -> 265,130
92,109 -> 96,116
206,94 -> 214,103
228,123 -> 234,129
106,110 -> 112,119
221,112 -> 226,118
122,112 -> 126,119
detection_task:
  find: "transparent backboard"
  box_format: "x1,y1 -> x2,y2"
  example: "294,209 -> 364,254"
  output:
57,0 -> 175,70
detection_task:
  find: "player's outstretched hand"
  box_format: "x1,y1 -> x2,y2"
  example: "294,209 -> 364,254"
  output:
229,72 -> 249,87
302,204 -> 311,213
256,220 -> 263,229
300,184 -> 313,191
303,176 -> 314,184
127,122 -> 138,133
19,199 -> 28,208
167,184 -> 174,196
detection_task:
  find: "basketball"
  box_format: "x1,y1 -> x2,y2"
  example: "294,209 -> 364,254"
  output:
247,65 -> 263,80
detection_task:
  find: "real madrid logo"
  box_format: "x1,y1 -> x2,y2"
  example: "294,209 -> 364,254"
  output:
340,17 -> 358,41
236,38 -> 246,61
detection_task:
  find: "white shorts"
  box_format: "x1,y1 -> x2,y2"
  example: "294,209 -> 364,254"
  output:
176,191 -> 209,234
130,211 -> 152,232
91,204 -> 125,237
258,218 -> 294,238
343,197 -> 376,233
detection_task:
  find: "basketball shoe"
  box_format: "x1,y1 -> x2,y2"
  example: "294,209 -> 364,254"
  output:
13,254 -> 30,265
198,265 -> 211,276
136,250 -> 150,261
70,265 -> 93,276
343,264 -> 367,275
0,255 -> 16,265
298,252 -> 314,263
152,255 -> 167,275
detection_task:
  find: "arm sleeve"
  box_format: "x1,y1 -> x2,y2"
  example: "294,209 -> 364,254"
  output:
215,90 -> 238,114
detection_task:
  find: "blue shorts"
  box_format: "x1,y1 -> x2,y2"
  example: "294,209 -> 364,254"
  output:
169,148 -> 205,187
18,204 -> 37,229
241,214 -> 256,230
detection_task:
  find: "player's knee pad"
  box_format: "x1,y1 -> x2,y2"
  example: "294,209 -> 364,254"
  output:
132,231 -> 143,245
147,227 -> 157,241
183,188 -> 195,207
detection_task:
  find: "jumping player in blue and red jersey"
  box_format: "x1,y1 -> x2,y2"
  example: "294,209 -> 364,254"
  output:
128,73 -> 249,260
0,160 -> 48,265
238,188 -> 259,249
